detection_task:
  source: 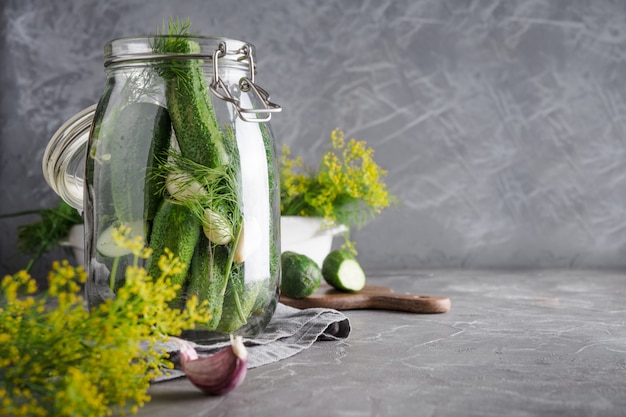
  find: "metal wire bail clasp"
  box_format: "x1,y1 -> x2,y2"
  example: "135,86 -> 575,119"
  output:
209,42 -> 281,123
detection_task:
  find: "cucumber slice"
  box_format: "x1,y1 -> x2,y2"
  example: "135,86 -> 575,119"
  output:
96,221 -> 146,258
321,250 -> 366,292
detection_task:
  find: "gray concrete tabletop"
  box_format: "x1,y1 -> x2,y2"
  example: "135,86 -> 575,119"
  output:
132,269 -> 626,417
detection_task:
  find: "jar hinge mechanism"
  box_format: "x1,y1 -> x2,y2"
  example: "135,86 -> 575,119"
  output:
209,42 -> 281,123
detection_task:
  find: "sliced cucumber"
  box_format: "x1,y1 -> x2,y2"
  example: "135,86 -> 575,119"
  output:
96,221 -> 146,258
321,250 -> 366,292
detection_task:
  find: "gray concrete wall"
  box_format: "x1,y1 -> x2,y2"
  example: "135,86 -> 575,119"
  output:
2,0 -> 626,278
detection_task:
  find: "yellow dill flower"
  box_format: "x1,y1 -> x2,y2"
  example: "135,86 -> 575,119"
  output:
330,127 -> 345,149
55,367 -> 109,417
112,224 -> 130,246
112,224 -> 152,259
280,128 -> 396,253
0,236 -> 210,416
156,248 -> 186,278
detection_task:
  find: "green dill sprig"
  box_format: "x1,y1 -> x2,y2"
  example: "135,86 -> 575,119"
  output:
151,17 -> 203,99
152,17 -> 194,54
0,200 -> 83,271
155,148 -> 242,238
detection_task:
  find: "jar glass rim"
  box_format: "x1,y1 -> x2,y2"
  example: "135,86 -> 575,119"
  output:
104,35 -> 254,67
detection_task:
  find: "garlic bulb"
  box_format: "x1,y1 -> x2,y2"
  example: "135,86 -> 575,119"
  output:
202,207 -> 233,245
176,335 -> 248,395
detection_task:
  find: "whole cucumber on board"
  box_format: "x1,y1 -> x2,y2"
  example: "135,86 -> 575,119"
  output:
146,199 -> 201,307
108,102 -> 171,223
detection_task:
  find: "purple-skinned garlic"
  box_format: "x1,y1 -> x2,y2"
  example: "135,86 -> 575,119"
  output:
176,335 -> 248,395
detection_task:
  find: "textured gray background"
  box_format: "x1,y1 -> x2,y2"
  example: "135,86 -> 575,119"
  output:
2,0 -> 626,278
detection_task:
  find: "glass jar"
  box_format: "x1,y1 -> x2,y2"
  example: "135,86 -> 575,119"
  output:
42,35 -> 282,342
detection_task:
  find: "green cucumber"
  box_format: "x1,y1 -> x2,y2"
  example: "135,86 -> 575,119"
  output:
280,251 -> 322,298
109,102 -> 171,223
187,235 -> 229,330
159,38 -> 228,169
158,36 -> 241,245
152,27 -> 249,329
321,250 -> 366,292
215,265 -> 261,333
146,200 -> 201,307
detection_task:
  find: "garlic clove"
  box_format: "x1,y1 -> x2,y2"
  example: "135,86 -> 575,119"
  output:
176,336 -> 199,361
166,172 -> 208,203
202,208 -> 233,245
177,335 -> 248,395
234,217 -> 262,264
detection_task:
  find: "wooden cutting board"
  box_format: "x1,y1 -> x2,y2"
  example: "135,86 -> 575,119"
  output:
280,284 -> 451,314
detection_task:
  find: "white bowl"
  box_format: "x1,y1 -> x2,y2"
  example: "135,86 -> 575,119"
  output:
280,216 -> 347,267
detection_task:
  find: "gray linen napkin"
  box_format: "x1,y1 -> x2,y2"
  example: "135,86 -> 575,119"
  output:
154,303 -> 351,382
